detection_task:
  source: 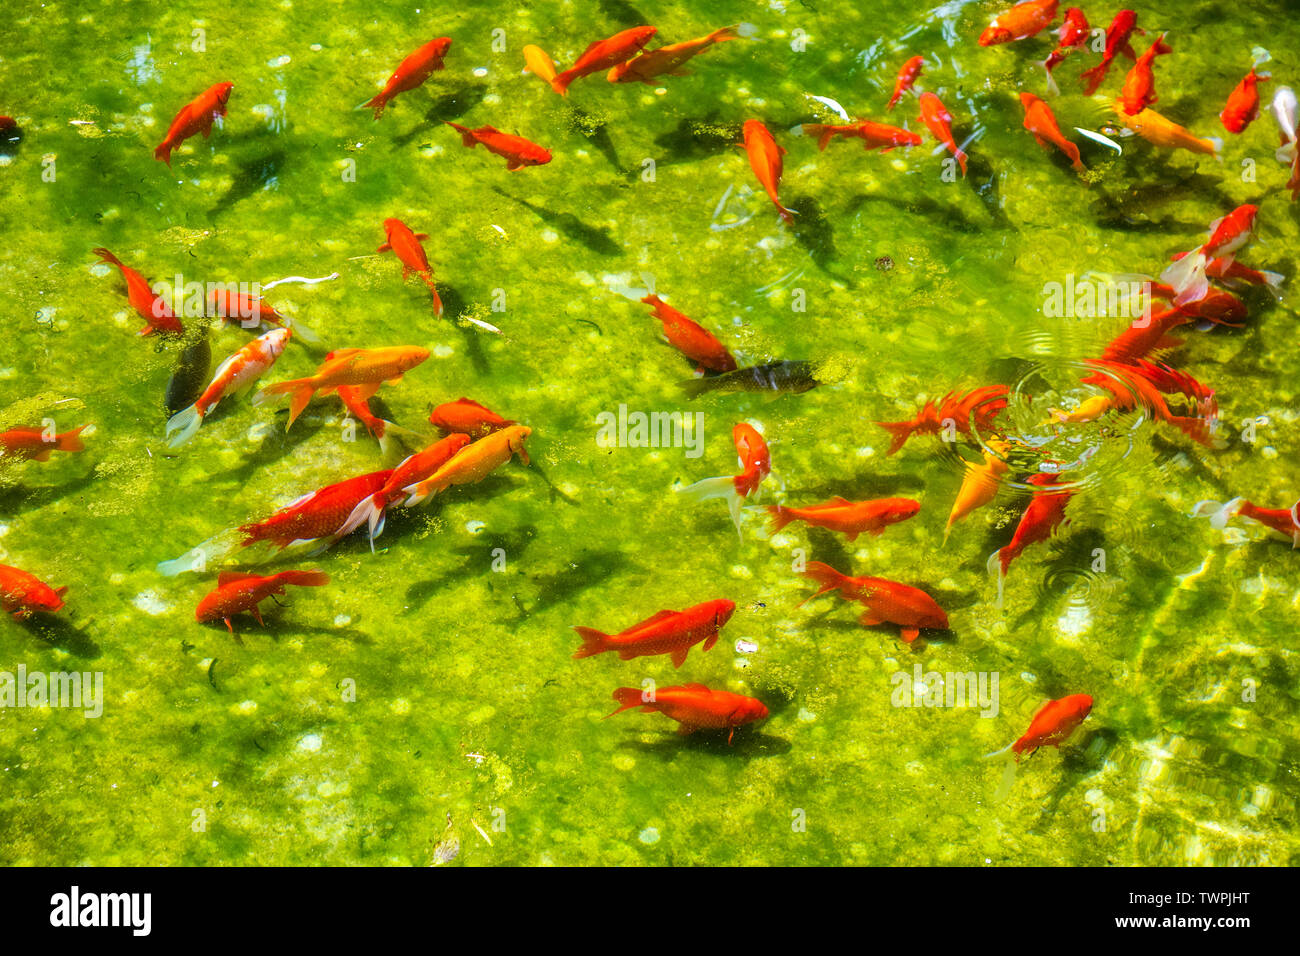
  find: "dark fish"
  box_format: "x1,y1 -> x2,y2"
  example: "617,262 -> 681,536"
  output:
165,326 -> 211,416
0,116 -> 20,158
679,361 -> 820,399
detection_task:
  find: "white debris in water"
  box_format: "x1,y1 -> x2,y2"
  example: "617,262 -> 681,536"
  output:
310,44 -> 322,51
297,733 -> 322,753
432,345 -> 454,359
1020,671 -> 1037,683
798,708 -> 817,722
540,230 -> 559,244
237,700 -> 257,714
132,590 -> 169,615
333,614 -> 351,627
638,827 -> 660,845
473,67 -> 489,77
1057,602 -> 1091,638
733,657 -> 751,669
267,55 -> 292,67
735,639 -> 758,654
465,520 -> 485,534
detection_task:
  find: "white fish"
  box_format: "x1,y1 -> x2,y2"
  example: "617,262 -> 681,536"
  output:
1074,127 -> 1124,155
804,93 -> 850,122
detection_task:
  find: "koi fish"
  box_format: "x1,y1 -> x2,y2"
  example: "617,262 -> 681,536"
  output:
1080,10 -> 1141,95
743,119 -> 794,224
574,598 -> 735,668
445,122 -> 552,170
195,569 -> 330,638
918,91 -> 966,176
1160,205 -> 1259,306
1147,283 -> 1247,327
979,0 -> 1059,46
522,45 -> 558,86
606,683 -> 768,744
887,55 -> 924,110
379,218 -> 443,315
1197,496 -> 1300,547
1020,92 -> 1084,172
607,26 -> 738,84
254,345 -> 430,429
641,294 -> 736,372
154,81 -> 234,165
1271,85 -> 1299,200
1112,104 -> 1222,160
987,473 -> 1072,607
680,360 -> 820,398
92,248 -> 183,336
988,694 -> 1093,762
550,26 -> 657,96
875,385 -> 1009,455
239,470 -> 394,549
800,560 -> 948,642
800,120 -> 921,152
1042,7 -> 1090,95
1119,33 -> 1172,116
0,564 -> 67,619
166,328 -> 292,447
1221,66 -> 1270,133
767,496 -> 920,541
678,422 -> 771,538
0,424 -> 88,462
946,439 -> 1012,534
402,424 -> 532,507
430,398 -> 517,438
365,37 -> 452,119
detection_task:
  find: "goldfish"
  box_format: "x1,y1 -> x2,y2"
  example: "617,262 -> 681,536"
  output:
988,694 -> 1093,762
988,473 -> 1072,607
430,398 -> 517,438
1020,92 -> 1085,172
677,422 -> 771,538
1076,360 -> 1218,446
1167,252 -> 1283,295
1193,496 -> 1299,547
1042,7 -> 1090,95
979,0 -> 1058,46
403,425 -> 532,507
1271,86 -> 1299,200
154,81 -> 233,165
550,26 -> 657,96
166,328 -> 292,447
522,45 -> 559,86
445,122 -> 552,170
1080,10 -> 1141,95
365,37 -> 452,119
337,384 -> 401,449
641,294 -> 736,373
207,289 -> 318,342
800,120 -> 921,152
1221,65 -> 1270,133
743,119 -> 795,224
946,439 -> 1012,534
680,360 -> 820,398
1160,205 -> 1259,306
379,218 -> 443,315
1098,308 -> 1190,363
608,26 -> 738,84
574,598 -> 735,668
875,385 -> 1009,455
606,683 -> 768,744
254,345 -> 430,429
0,564 -> 68,619
1112,104 -> 1222,161
92,248 -> 183,336
800,560 -> 948,642
1119,33 -> 1172,116
195,569 -> 330,638
887,55 -> 924,110
918,91 -> 966,176
767,496 -> 920,540
0,424 -> 88,462
239,470 -> 394,549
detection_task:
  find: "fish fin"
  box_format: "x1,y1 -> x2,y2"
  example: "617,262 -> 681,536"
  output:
251,605 -> 265,627
676,724 -> 699,736
216,571 -> 260,586
899,627 -> 920,642
857,613 -> 883,627
279,570 -> 330,587
1159,250 -> 1208,304
670,647 -> 689,669
873,419 -> 915,455
1121,42 -> 1138,61
605,687 -> 645,717
572,626 -> 609,659
377,242 -> 392,253
57,426 -> 89,453
165,405 -> 204,447
986,549 -> 1008,610
1043,62 -> 1060,97
765,505 -> 795,534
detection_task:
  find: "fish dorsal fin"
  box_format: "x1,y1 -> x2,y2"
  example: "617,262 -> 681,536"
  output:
218,571 -> 261,587
325,348 -> 362,361
830,495 -> 852,505
642,609 -> 681,625
455,398 -> 489,410
1029,698 -> 1054,721
575,39 -> 605,62
1207,216 -> 1224,234
682,683 -> 711,693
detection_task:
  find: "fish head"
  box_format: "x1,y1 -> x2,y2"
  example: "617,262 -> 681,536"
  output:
738,697 -> 770,724
979,26 -> 1013,47
214,82 -> 234,107
709,599 -> 737,629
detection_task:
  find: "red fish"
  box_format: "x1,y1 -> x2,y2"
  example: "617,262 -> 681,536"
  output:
1098,308 -> 1190,363
801,120 -> 921,152
742,119 -> 794,224
550,26 -> 657,96
990,694 -> 1093,762
1168,252 -> 1282,294
678,422 -> 771,537
1075,359 -> 1219,446
208,288 -> 285,329
0,424 -> 88,462
430,398 -> 517,438
1119,33 -> 1172,116
1160,204 -> 1259,306
239,470 -> 394,549
337,384 -> 399,447
0,564 -> 68,619
195,569 -> 330,638
606,683 -> 768,744
93,248 -> 183,336
255,345 -> 430,429
1220,66 -> 1271,134
800,560 -> 948,642
767,497 -> 920,540
887,55 -> 924,110
1080,10 -> 1141,95
574,598 -> 735,668
640,294 -> 736,372
1194,496 -> 1299,547
607,26 -> 738,84
1042,7 -> 1090,95
445,122 -> 552,170
154,81 -> 234,165
379,218 -> 443,315
918,91 -> 967,176
988,473 -> 1072,607
365,37 -> 452,119
166,328 -> 292,447
1020,92 -> 1084,172
979,0 -> 1059,46
875,385 -> 1009,455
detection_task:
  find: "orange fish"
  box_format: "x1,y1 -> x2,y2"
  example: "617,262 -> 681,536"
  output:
1119,33 -> 1172,116
154,81 -> 234,165
445,122 -> 552,170
678,422 -> 771,537
767,496 -> 919,540
979,0 -> 1059,46
402,424 -> 532,507
608,26 -> 738,84
195,569 -> 330,638
641,294 -> 736,372
800,560 -> 948,642
337,384 -> 397,446
1168,252 -> 1283,293
606,683 -> 768,744
1070,359 -> 1218,447
742,119 -> 794,224
254,345 -> 430,429
1194,496 -> 1299,547
1221,66 -> 1271,134
379,218 -> 443,315
209,288 -> 283,329
430,398 -> 517,438
550,26 -> 657,96
239,470 -> 394,549
0,424 -> 88,462
1112,104 -> 1222,160
166,328 -> 292,447
574,598 -> 735,668
875,385 -> 1009,455
523,45 -> 559,86
0,564 -> 68,619
1098,308 -> 1190,363
93,247 -> 183,336
946,439 -> 1012,534
365,37 -> 452,119
1080,10 -> 1141,95
990,694 -> 1093,762
987,473 -> 1072,607
801,120 -> 921,152
918,91 -> 967,176
1160,204 -> 1259,306
1020,92 -> 1085,172
1042,7 -> 1090,95
888,55 -> 924,110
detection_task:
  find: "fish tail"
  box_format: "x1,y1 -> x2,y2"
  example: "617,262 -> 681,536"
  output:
777,203 -> 797,225
445,121 -> 476,146
874,419 -> 915,456
153,142 -> 172,165
92,247 -> 123,268
987,746 -> 1019,802
572,626 -> 609,659
677,475 -> 744,536
1277,141 -> 1297,164
1079,62 -> 1108,96
766,505 -> 795,534
58,425 -> 89,453
802,124 -> 833,151
986,549 -> 1008,610
164,405 -> 204,448
606,686 -> 652,717
1205,136 -> 1224,163
710,25 -> 741,43
678,376 -> 718,399
1042,61 -> 1060,97
1191,497 -> 1244,530
278,569 -> 330,588
549,71 -> 573,97
799,561 -> 846,606
1257,269 -> 1285,293
1161,251 -> 1209,306
335,495 -> 381,544
284,316 -> 321,343
255,380 -> 317,428
420,274 -> 444,316
1152,33 -> 1172,56
365,93 -> 387,120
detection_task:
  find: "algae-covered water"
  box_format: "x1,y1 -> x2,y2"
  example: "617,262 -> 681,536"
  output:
1,0 -> 1298,866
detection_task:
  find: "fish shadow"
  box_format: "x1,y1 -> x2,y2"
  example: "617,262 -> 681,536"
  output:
514,548 -> 637,619
651,117 -> 743,170
565,103 -> 625,176
0,469 -> 99,519
842,191 -> 984,234
491,186 -> 623,256
13,614 -> 102,659
208,149 -> 288,218
438,285 -> 491,376
392,83 -> 490,147
197,409 -> 329,486
787,196 -> 855,289
597,0 -> 649,25
616,728 -> 792,759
